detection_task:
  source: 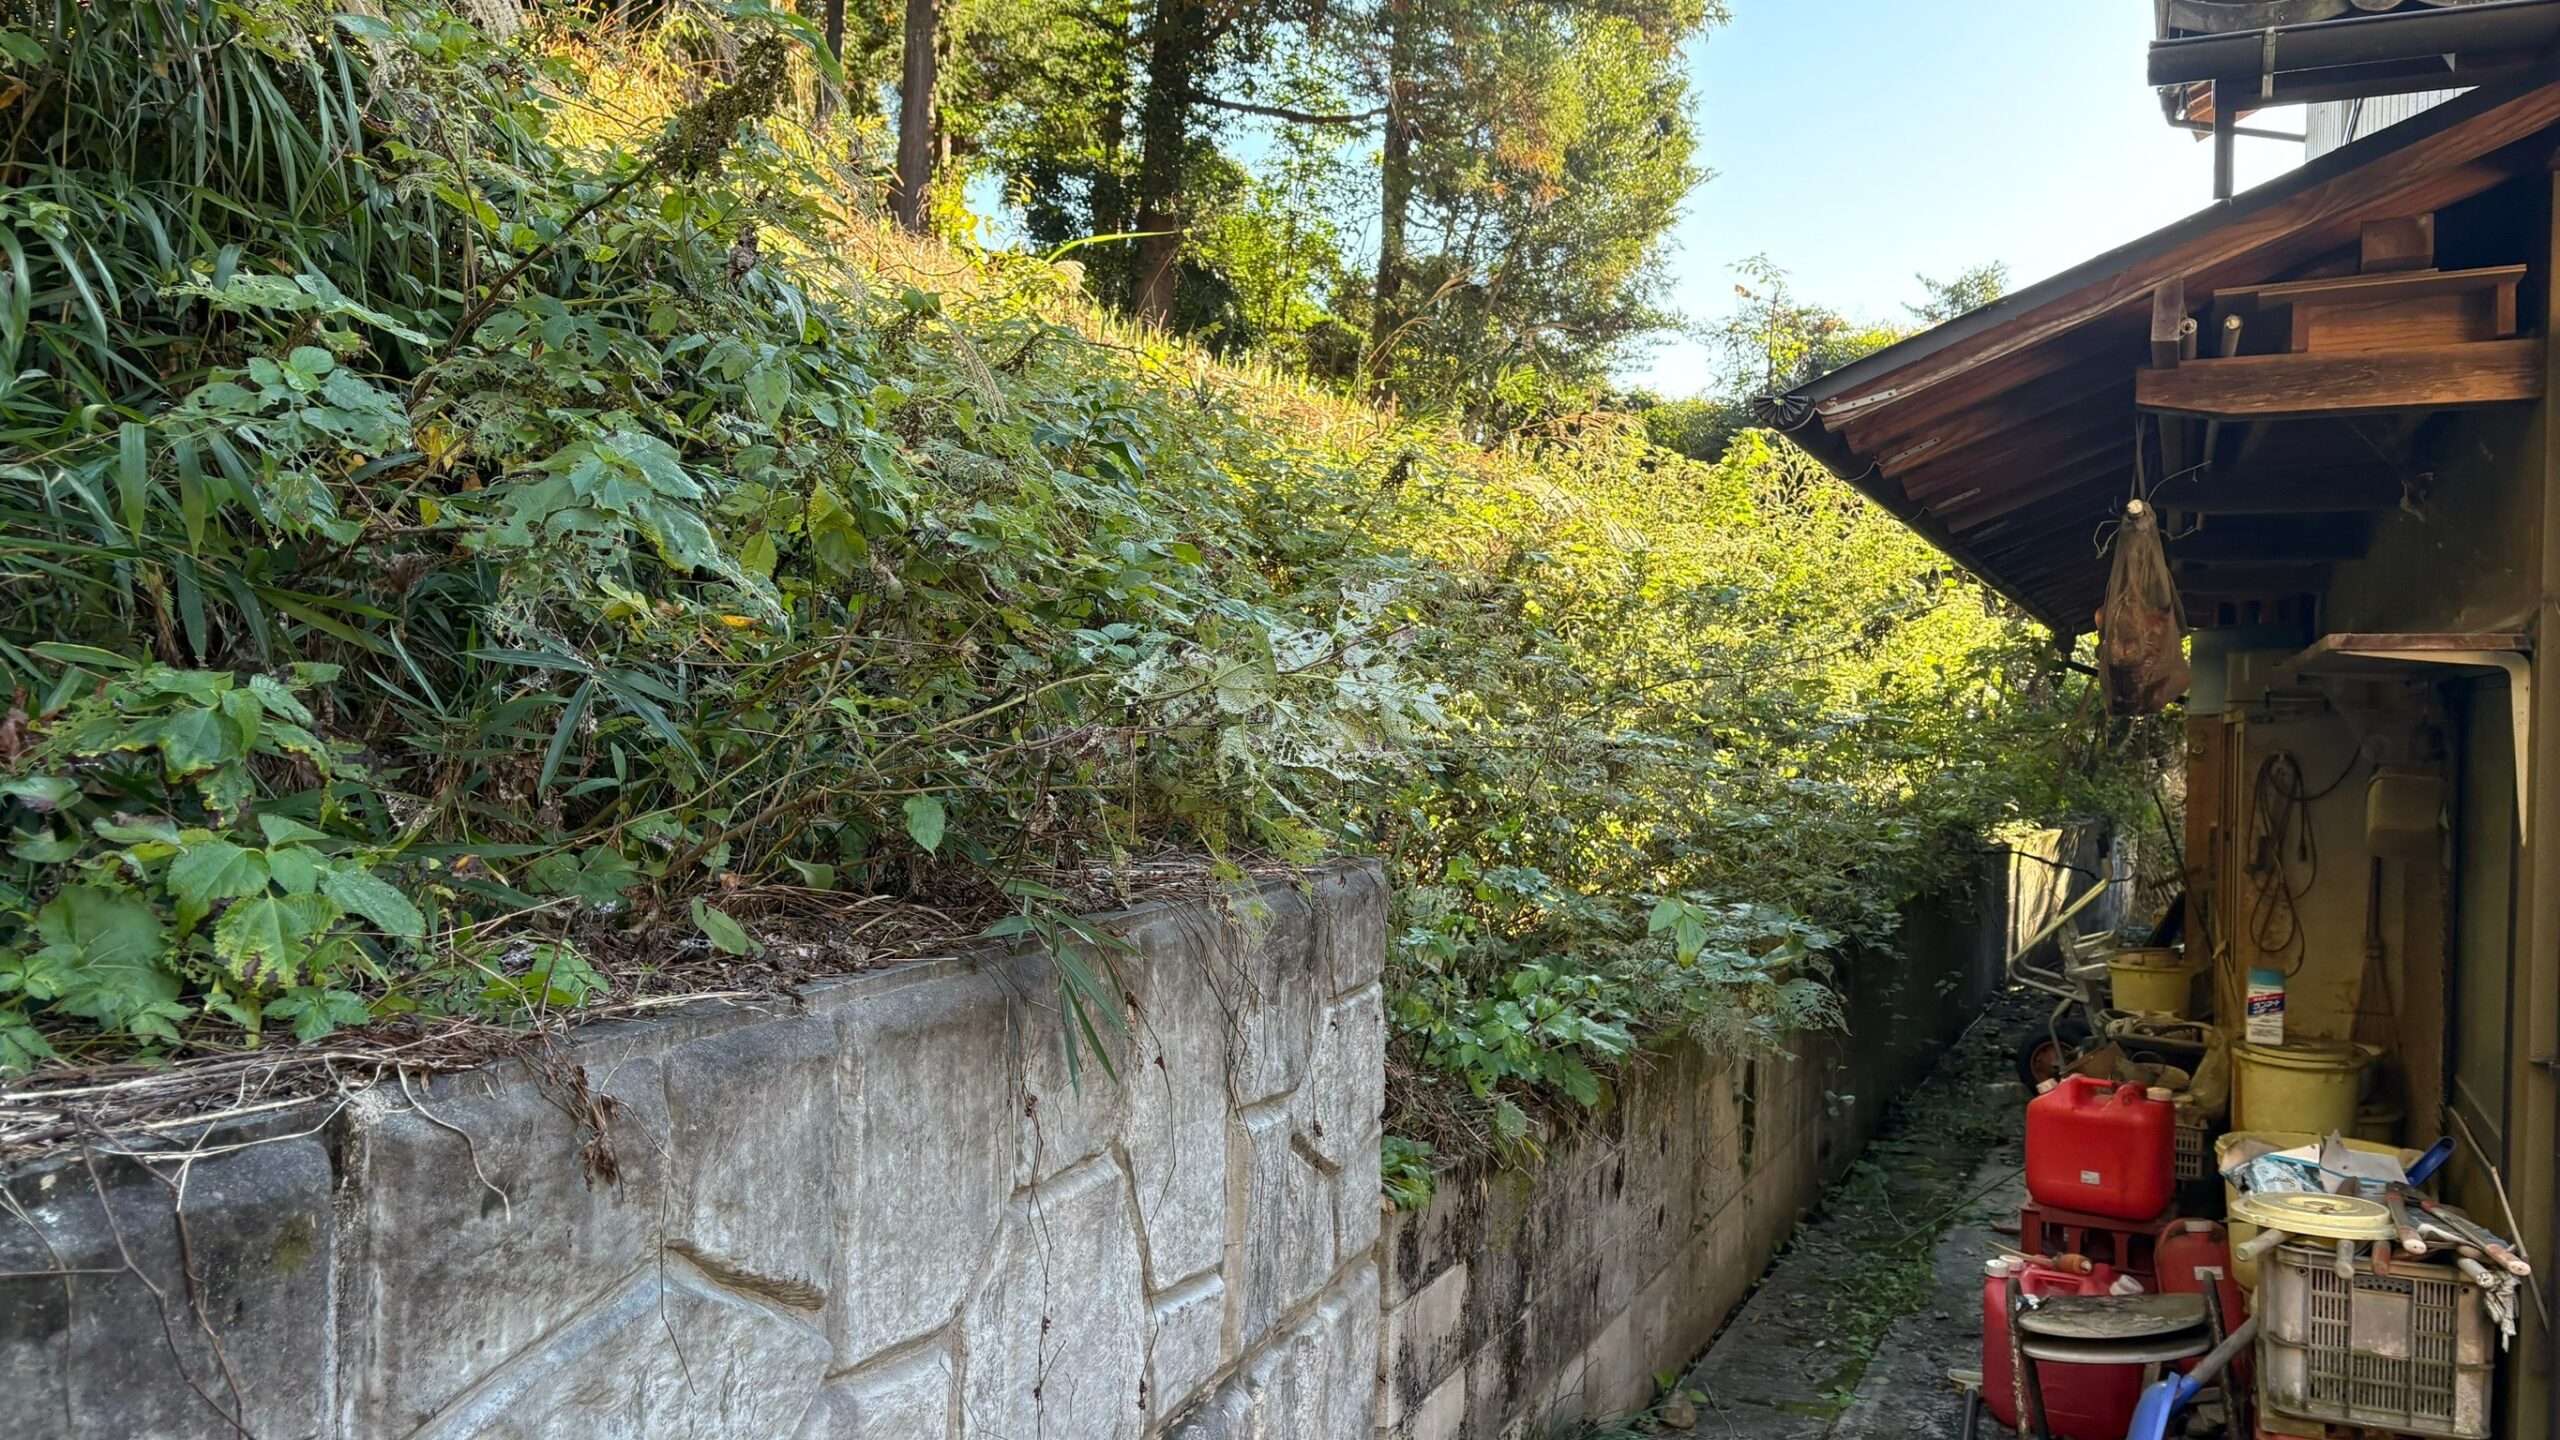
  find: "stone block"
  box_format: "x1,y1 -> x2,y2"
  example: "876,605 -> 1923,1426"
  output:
1570,1305 -> 1645,1421
1005,944 -> 1133,1188
1388,1368 -> 1466,1440
797,1343 -> 954,1438
1308,860 -> 1387,999
1382,1174 -> 1481,1308
1379,1260 -> 1468,1427
1118,905 -> 1235,1287
1320,1260 -> 1381,1436
1145,1270 -> 1226,1420
1214,886 -> 1319,1104
1162,1379 -> 1248,1440
1297,983 -> 1384,1271
829,968 -> 1017,1366
663,1012 -> 839,1302
0,1140 -> 333,1440
960,1156 -> 1147,1440
341,1051 -> 671,1433
410,1265 -> 829,1439
1294,984 -> 1383,1171
1461,1299 -> 1536,1440
1230,1103 -> 1332,1354
1455,1170 -> 1534,1365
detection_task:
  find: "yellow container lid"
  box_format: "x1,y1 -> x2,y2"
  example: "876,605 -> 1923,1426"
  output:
2228,1190 -> 2394,1241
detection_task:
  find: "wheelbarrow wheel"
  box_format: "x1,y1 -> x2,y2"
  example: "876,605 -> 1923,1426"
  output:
2015,1017 -> 2094,1087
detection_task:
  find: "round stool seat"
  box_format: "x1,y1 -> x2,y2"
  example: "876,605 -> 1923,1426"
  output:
2016,1292 -> 2208,1342
2018,1330 -> 2213,1366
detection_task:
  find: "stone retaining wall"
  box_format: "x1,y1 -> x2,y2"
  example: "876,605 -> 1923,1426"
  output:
1374,870 -> 2010,1439
0,860 -> 1388,1440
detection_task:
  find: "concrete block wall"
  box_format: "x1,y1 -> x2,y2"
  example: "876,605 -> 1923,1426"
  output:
0,859 -> 1388,1440
1375,870 -> 2007,1439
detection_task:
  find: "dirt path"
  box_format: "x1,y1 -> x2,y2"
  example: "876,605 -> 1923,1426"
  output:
1654,996 -> 2036,1440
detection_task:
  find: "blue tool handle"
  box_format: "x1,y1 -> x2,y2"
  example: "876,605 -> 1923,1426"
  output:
2122,1316 -> 2259,1440
2409,1136 -> 2456,1186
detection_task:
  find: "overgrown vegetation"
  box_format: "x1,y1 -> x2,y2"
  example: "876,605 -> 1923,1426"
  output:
0,0 -> 2150,1186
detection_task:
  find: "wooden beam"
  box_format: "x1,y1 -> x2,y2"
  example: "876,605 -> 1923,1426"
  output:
2135,338 -> 2545,420
2361,215 -> 2435,273
2152,278 -> 2193,370
2168,514 -> 2369,563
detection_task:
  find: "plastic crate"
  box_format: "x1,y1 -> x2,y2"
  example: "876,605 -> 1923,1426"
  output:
2174,1105 -> 2209,1182
2256,1241 -> 2493,1439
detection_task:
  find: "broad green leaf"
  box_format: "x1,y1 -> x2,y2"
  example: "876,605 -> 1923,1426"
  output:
168,840 -> 271,909
902,795 -> 946,855
320,865 -> 425,940
0,776 -> 79,811
36,886 -> 178,1029
691,899 -> 761,956
214,892 -> 340,987
9,832 -> 80,863
744,363 -> 790,423
259,815 -> 332,847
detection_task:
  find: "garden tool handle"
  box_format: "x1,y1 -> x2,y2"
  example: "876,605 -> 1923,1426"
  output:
2234,1227 -> 2292,1262
2334,1238 -> 2359,1280
2383,1185 -> 2424,1253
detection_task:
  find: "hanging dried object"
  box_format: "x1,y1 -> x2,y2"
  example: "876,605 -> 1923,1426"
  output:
2095,498 -> 2190,716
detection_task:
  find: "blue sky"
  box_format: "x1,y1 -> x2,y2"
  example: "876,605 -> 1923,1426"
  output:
1637,0 -> 2310,393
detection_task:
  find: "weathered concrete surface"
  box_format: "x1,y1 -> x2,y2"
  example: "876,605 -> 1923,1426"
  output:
0,1140 -> 336,1440
1374,868 -> 2009,1440
0,860 -> 1389,1440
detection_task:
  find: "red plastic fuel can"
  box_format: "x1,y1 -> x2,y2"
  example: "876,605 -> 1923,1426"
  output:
2025,1075 -> 2174,1221
1981,1259 -> 2144,1440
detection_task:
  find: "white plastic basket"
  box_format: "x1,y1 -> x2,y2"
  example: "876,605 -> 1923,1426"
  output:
2257,1241 -> 2493,1439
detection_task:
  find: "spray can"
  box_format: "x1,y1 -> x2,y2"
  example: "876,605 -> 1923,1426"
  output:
2246,968 -> 2286,1045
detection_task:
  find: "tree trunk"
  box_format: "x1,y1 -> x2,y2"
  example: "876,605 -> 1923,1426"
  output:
1370,0 -> 1415,387
892,0 -> 940,232
816,0 -> 846,121
1132,0 -> 1207,326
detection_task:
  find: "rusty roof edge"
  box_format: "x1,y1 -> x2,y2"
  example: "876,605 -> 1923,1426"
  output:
1759,64 -> 2560,425
1751,391 -> 2080,635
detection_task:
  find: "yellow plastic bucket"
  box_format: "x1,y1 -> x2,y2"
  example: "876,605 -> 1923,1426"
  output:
2231,1038 -> 2372,1137
2216,1130 -> 2424,1289
2106,947 -> 2197,1016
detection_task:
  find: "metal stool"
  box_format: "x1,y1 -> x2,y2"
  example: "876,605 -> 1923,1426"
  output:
2004,1288 -> 2211,1440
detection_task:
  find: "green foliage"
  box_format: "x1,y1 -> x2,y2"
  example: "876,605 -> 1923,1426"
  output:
0,0 -> 2145,1203
1,664 -> 417,1053
1380,1134 -> 1438,1211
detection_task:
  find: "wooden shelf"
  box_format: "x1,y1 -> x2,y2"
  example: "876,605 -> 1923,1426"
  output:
2277,632 -> 2531,682
2208,264 -> 2523,355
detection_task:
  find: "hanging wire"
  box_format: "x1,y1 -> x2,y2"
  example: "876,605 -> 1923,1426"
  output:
2245,747 -> 2366,976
